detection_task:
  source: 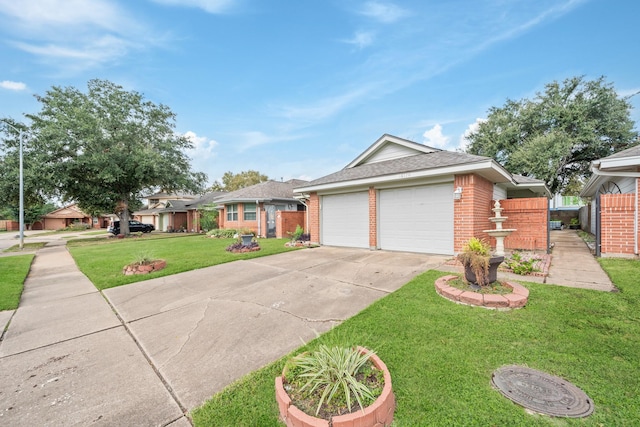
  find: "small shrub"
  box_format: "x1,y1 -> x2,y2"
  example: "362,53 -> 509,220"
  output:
288,224 -> 305,242
132,250 -> 156,265
207,229 -> 237,238
283,345 -> 382,417
225,241 -> 260,253
457,237 -> 491,286
505,251 -> 539,275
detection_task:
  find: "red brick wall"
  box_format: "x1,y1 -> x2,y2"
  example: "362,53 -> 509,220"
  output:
600,193 -> 636,255
453,174 -> 494,252
222,203 -> 259,235
500,198 -> 548,251
0,220 -> 19,231
369,187 -> 377,249
276,211 -> 305,238
308,193 -> 320,244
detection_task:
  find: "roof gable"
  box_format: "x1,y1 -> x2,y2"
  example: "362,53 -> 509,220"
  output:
345,134 -> 439,168
216,179 -> 309,203
44,204 -> 89,219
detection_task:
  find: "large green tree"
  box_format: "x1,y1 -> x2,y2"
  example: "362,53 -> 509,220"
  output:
465,76 -> 637,194
27,79 -> 207,235
210,170 -> 269,192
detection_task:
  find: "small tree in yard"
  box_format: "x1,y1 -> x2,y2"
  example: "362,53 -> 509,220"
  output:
27,79 -> 207,235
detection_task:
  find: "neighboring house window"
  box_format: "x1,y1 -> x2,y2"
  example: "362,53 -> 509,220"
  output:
227,204 -> 238,221
244,203 -> 257,221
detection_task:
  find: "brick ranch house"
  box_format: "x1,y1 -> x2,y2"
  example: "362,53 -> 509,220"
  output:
216,179 -> 308,238
33,203 -> 112,230
294,134 -> 551,255
581,144 -> 640,257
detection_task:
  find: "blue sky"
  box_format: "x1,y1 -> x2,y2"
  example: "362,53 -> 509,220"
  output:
1,0 -> 639,186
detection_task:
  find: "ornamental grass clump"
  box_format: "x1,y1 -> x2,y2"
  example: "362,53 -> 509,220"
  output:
283,345 -> 382,418
457,237 -> 491,286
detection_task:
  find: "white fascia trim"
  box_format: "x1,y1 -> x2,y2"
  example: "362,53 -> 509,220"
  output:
295,160 -> 504,193
599,155 -> 640,170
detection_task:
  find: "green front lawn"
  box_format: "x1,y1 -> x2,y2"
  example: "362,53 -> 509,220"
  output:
0,255 -> 35,311
68,235 -> 299,290
192,260 -> 640,426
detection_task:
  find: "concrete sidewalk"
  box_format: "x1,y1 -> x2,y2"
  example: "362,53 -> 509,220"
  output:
0,245 -> 188,426
546,230 -> 616,292
0,244 -> 447,425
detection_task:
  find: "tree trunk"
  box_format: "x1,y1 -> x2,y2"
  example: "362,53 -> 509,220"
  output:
118,198 -> 130,235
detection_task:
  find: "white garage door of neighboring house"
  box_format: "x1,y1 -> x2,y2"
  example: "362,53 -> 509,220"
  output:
321,192 -> 369,248
379,183 -> 454,254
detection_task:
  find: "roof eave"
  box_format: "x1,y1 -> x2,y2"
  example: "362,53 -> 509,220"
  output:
295,160 -> 510,193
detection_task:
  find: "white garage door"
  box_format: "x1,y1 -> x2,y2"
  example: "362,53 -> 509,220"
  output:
321,192 -> 369,248
379,183 -> 454,254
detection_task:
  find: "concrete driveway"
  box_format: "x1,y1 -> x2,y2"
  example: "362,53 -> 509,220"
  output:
0,244 -> 448,425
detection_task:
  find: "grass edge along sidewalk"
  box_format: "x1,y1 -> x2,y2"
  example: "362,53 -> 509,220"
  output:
0,255 -> 34,311
192,259 -> 640,426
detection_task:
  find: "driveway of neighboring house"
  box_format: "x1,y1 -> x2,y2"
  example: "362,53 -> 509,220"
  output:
0,242 -> 449,426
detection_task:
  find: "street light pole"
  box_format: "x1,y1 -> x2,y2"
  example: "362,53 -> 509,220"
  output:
1,120 -> 24,250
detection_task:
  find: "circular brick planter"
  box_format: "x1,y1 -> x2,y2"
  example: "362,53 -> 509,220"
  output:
275,346 -> 395,427
435,275 -> 528,309
122,260 -> 166,275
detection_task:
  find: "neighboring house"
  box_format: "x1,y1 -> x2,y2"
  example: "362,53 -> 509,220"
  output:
133,191 -> 198,231
216,180 -> 308,238
294,134 -> 551,255
184,191 -> 227,232
34,203 -> 112,230
549,193 -> 586,227
581,145 -> 640,257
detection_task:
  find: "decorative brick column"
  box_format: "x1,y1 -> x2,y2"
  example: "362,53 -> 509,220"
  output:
369,186 -> 377,249
453,174 -> 493,253
308,192 -> 320,244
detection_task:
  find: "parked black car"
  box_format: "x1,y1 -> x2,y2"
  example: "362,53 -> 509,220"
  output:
108,220 -> 155,234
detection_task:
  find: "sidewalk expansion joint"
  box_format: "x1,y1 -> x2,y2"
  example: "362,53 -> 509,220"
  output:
98,290 -> 192,424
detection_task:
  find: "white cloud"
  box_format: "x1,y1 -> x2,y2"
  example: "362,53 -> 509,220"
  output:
359,1 -> 409,23
277,85 -> 375,124
422,124 -> 450,148
185,131 -> 218,153
458,118 -> 486,151
0,80 -> 27,91
150,0 -> 235,13
342,31 -> 375,49
0,0 -> 154,72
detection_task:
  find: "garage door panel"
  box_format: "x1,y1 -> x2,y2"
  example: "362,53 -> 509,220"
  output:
322,192 -> 369,248
379,184 -> 453,254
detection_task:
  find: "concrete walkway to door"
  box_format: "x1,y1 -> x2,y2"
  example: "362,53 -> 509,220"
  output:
545,229 -> 616,292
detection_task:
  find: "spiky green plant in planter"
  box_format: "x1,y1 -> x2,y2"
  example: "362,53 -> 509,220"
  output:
282,345 -> 382,418
457,237 -> 493,286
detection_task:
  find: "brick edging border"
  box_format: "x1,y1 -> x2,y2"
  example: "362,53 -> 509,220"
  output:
275,346 -> 395,427
435,275 -> 528,309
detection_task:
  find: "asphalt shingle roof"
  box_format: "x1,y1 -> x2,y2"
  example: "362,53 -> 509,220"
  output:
602,144 -> 640,160
216,179 -> 309,203
301,150 -> 491,187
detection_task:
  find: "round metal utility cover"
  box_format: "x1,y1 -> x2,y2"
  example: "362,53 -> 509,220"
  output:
492,365 -> 594,418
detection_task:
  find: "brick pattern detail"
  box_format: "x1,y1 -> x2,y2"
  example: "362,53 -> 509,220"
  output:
500,198 -> 548,251
276,211 -> 305,238
369,187 -> 377,249
308,193 -> 320,244
453,174 -> 494,252
600,192 -> 637,255
435,275 -> 529,309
